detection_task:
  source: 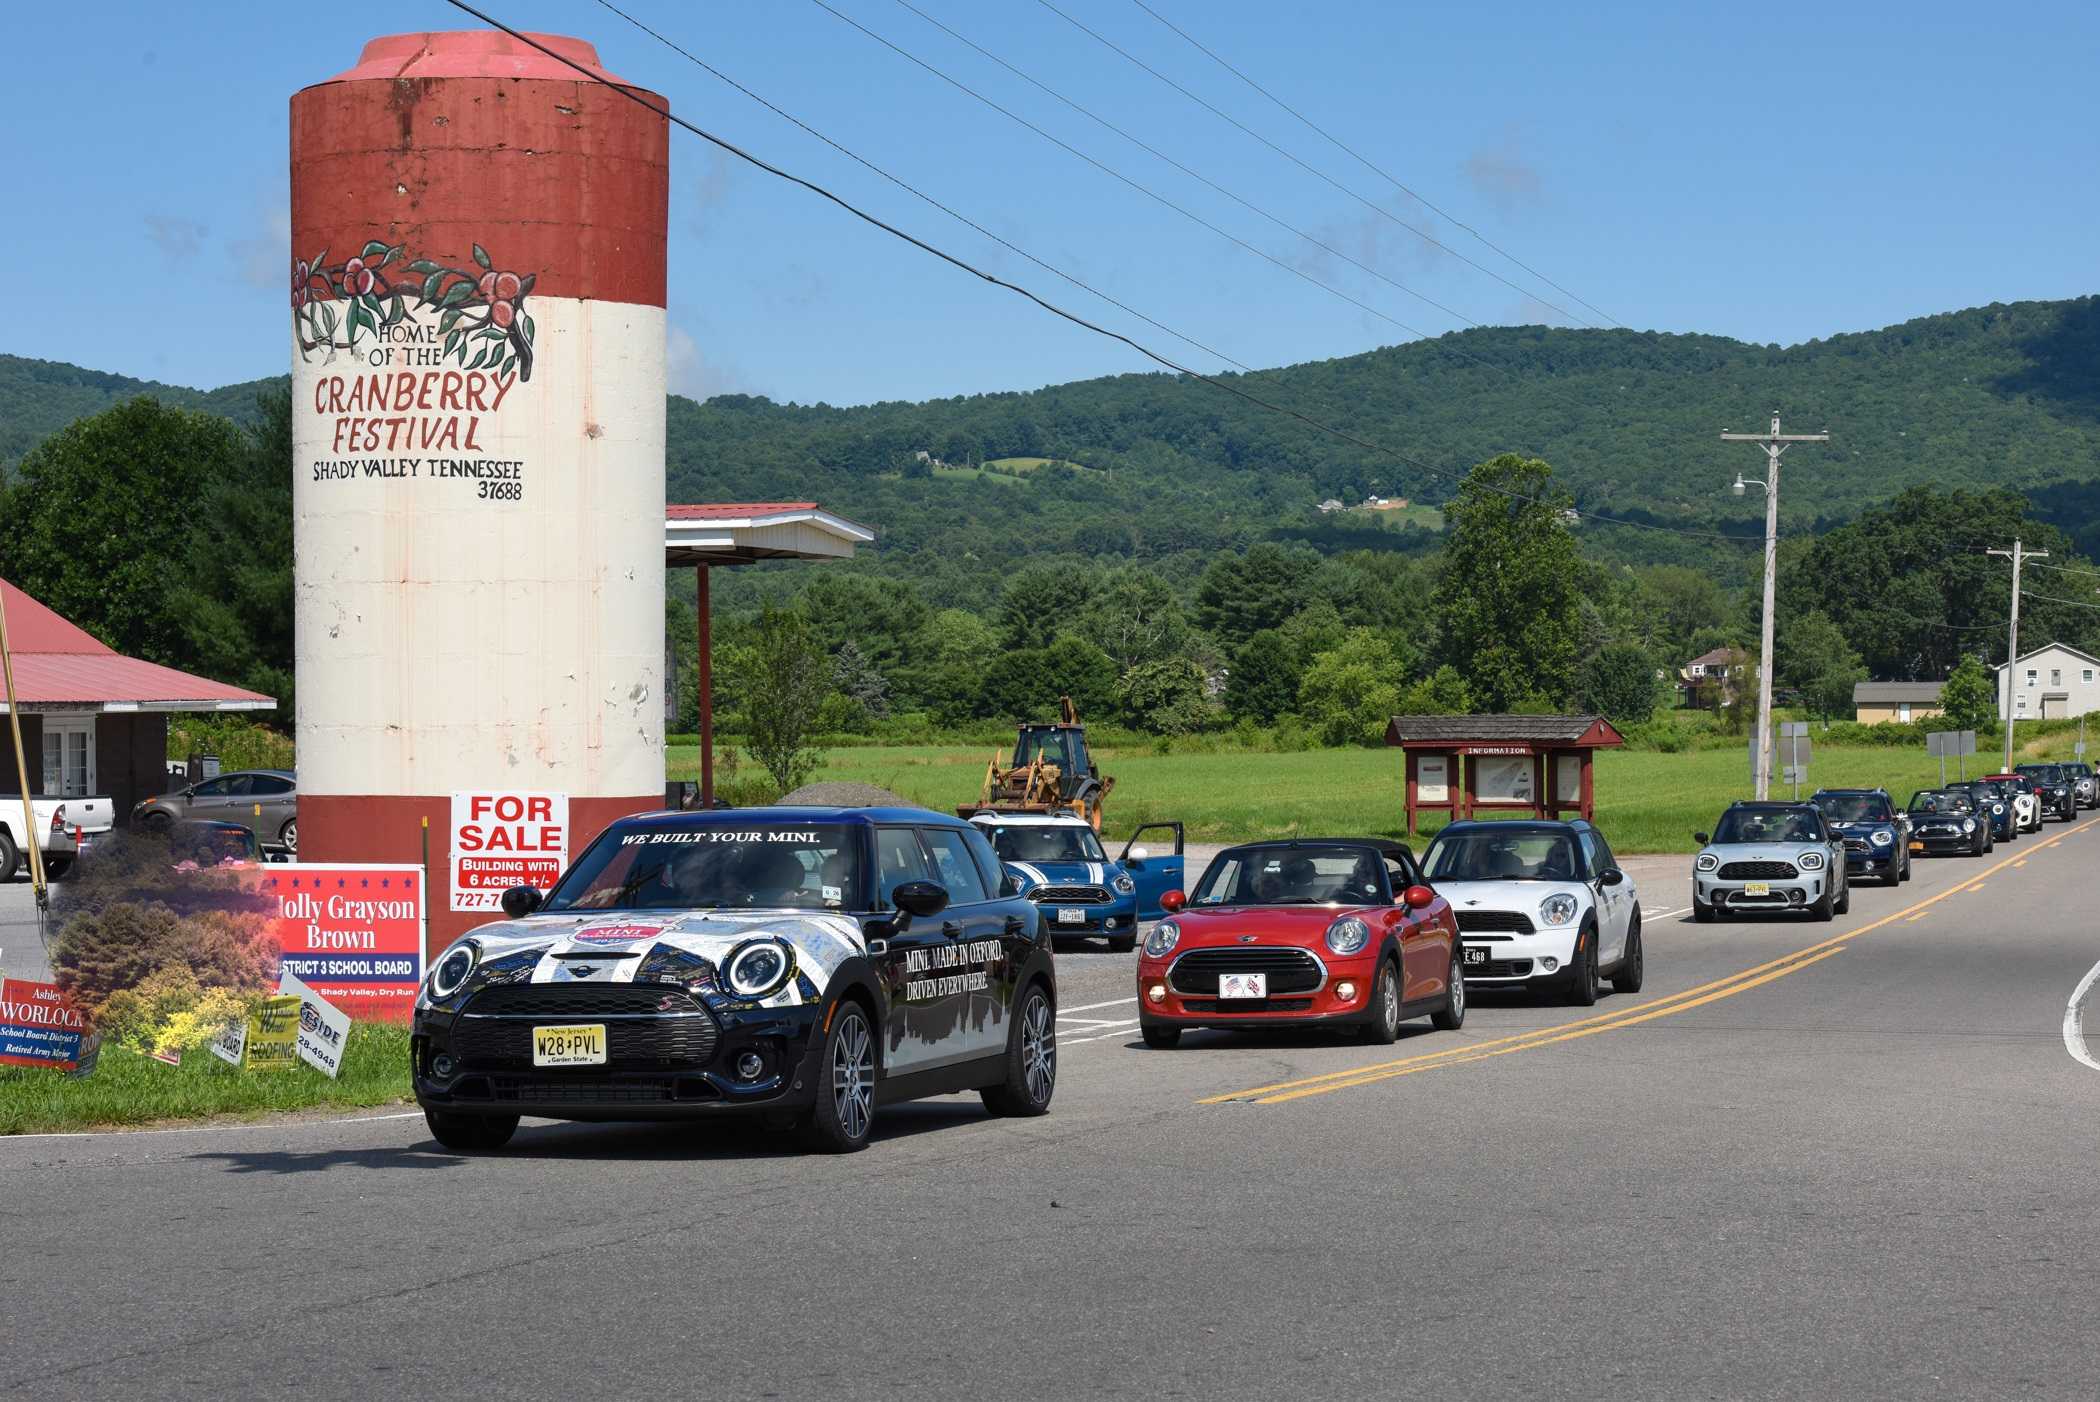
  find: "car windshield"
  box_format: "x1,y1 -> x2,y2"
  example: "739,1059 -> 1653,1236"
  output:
1908,790 -> 1973,815
1423,830 -> 1579,882
1191,844 -> 1388,906
986,824 -> 1106,864
545,823 -> 862,912
1815,793 -> 1892,823
1712,809 -> 1824,843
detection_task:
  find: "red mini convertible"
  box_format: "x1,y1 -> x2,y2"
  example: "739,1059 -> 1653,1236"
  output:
1135,839 -> 1465,1049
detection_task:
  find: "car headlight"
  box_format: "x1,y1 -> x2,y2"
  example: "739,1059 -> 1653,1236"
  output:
1538,893 -> 1579,927
724,938 -> 796,999
1992,803 -> 2005,815
1113,874 -> 1135,895
1870,829 -> 1892,846
1325,916 -> 1371,955
1961,818 -> 1975,833
1798,851 -> 1825,871
1143,920 -> 1182,959
1695,852 -> 1719,873
427,940 -> 480,1000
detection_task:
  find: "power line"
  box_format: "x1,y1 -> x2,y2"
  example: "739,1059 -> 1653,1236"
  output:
1036,0 -> 1601,329
2021,587 -> 2100,613
818,0 -> 1638,447
890,0 -> 1483,332
2026,558 -> 2100,584
436,0 -> 1752,544
1126,0 -> 1624,329
589,0 -> 1251,372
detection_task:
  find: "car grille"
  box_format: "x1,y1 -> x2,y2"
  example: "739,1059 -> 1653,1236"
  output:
1456,909 -> 1535,935
1168,947 -> 1324,996
454,986 -> 720,1069
1177,997 -> 1317,1014
1718,860 -> 1798,880
480,1075 -> 718,1105
466,985 -> 704,1017
1030,885 -> 1111,904
1465,958 -> 1534,978
1842,839 -> 1871,854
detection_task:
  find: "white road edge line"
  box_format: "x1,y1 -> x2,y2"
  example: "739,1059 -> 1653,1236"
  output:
2,1110 -> 424,1143
1650,906 -> 1690,920
2061,955 -> 2100,1073
1060,995 -> 1139,1014
1060,1021 -> 1141,1047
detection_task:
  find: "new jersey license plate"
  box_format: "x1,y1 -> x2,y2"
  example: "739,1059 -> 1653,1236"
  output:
1218,972 -> 1267,999
1464,945 -> 1488,965
532,1024 -> 607,1067
1743,882 -> 1770,897
1055,907 -> 1086,924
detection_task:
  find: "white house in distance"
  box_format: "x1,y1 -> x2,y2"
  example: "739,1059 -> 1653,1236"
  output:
1995,643 -> 2100,721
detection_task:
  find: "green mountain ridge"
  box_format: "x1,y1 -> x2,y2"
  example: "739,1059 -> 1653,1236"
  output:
7,295 -> 2098,600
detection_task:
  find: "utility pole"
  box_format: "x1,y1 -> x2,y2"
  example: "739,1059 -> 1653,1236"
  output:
1722,411 -> 1830,800
1988,539 -> 2046,770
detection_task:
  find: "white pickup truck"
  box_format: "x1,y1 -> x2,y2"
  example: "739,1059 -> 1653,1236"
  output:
0,796 -> 116,882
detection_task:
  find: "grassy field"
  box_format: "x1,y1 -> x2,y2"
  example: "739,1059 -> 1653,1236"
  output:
0,1022 -> 412,1134
672,734 -> 2082,854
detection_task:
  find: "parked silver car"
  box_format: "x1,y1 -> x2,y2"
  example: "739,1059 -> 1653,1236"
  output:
132,770 -> 298,853
1692,801 -> 1850,922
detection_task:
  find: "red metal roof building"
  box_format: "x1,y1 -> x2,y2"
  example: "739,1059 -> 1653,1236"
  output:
1,578 -> 274,817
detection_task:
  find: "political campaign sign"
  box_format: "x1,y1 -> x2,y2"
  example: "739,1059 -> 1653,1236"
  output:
0,979 -> 93,1072
450,791 -> 568,913
240,864 -> 426,1018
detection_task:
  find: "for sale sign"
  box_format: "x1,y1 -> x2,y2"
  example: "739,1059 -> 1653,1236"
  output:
451,791 -> 568,913
239,864 -> 426,1019
0,979 -> 92,1071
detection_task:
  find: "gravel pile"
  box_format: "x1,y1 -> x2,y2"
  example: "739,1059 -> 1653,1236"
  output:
776,781 -> 928,810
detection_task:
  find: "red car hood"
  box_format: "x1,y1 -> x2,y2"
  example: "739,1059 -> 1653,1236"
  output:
1165,904 -> 1376,949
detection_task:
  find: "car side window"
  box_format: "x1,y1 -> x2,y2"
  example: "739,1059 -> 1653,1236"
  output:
1578,831 -> 1602,877
250,775 -> 293,796
873,827 -> 934,908
191,777 -> 230,797
956,823 -> 1006,895
218,774 -> 257,797
921,828 -> 991,904
1589,831 -> 1617,873
1384,851 -> 1416,895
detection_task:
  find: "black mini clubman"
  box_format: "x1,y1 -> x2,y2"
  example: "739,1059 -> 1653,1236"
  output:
412,807 -> 1057,1153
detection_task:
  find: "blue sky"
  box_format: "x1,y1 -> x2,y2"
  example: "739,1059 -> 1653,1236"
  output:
7,0 -> 2096,404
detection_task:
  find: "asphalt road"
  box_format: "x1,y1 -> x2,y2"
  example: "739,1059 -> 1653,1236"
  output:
6,826 -> 2100,1399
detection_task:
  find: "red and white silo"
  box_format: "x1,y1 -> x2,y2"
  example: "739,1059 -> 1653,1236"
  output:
290,31 -> 669,951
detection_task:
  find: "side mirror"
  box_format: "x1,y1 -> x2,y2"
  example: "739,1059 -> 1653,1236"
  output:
500,885 -> 544,919
182,787 -> 196,799
1693,832 -> 1710,846
1126,845 -> 1149,864
1402,884 -> 1436,910
892,880 -> 950,920
1159,889 -> 1186,913
1598,868 -> 1626,887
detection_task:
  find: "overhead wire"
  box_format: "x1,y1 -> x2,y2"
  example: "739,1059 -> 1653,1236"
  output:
1035,0 -> 1601,329
1124,0 -> 1624,329
436,0 -> 1755,544
818,0 -> 1676,461
589,0 -> 1252,373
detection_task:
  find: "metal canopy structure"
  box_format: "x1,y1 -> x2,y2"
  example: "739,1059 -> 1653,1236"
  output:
665,503 -> 876,805
1385,713 -> 1626,832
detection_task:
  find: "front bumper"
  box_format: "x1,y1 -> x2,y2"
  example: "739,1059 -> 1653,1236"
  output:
1695,872 -> 1830,912
411,1001 -> 825,1122
1453,926 -> 1580,985
1908,828 -> 1978,855
1135,950 -> 1377,1026
1032,896 -> 1138,935
1840,842 -> 1902,876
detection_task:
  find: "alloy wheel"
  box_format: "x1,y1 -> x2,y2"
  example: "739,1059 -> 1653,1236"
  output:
1021,995 -> 1056,1104
1448,958 -> 1465,1019
1381,966 -> 1401,1034
832,1012 -> 873,1141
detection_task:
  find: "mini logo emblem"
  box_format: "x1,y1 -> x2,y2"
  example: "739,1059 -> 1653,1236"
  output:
1237,934 -> 1257,944
568,965 -> 599,978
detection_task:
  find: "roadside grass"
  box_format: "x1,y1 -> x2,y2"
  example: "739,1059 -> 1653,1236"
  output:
0,1021 -> 412,1135
670,738 -> 2077,853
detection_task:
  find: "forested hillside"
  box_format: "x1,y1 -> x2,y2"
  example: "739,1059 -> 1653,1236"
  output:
7,295 -> 2098,605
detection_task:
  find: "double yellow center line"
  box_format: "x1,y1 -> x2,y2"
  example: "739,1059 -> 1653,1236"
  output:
1202,815 -> 2091,1106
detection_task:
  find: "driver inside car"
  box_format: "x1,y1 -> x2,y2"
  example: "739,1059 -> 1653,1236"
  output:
741,844 -> 811,907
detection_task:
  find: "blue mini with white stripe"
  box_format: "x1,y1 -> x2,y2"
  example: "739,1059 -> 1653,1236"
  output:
970,814 -> 1184,952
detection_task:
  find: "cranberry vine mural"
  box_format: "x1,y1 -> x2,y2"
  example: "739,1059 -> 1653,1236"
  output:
293,240 -> 537,381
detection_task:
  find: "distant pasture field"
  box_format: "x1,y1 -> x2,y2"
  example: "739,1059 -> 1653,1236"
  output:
668,737 -> 2070,854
